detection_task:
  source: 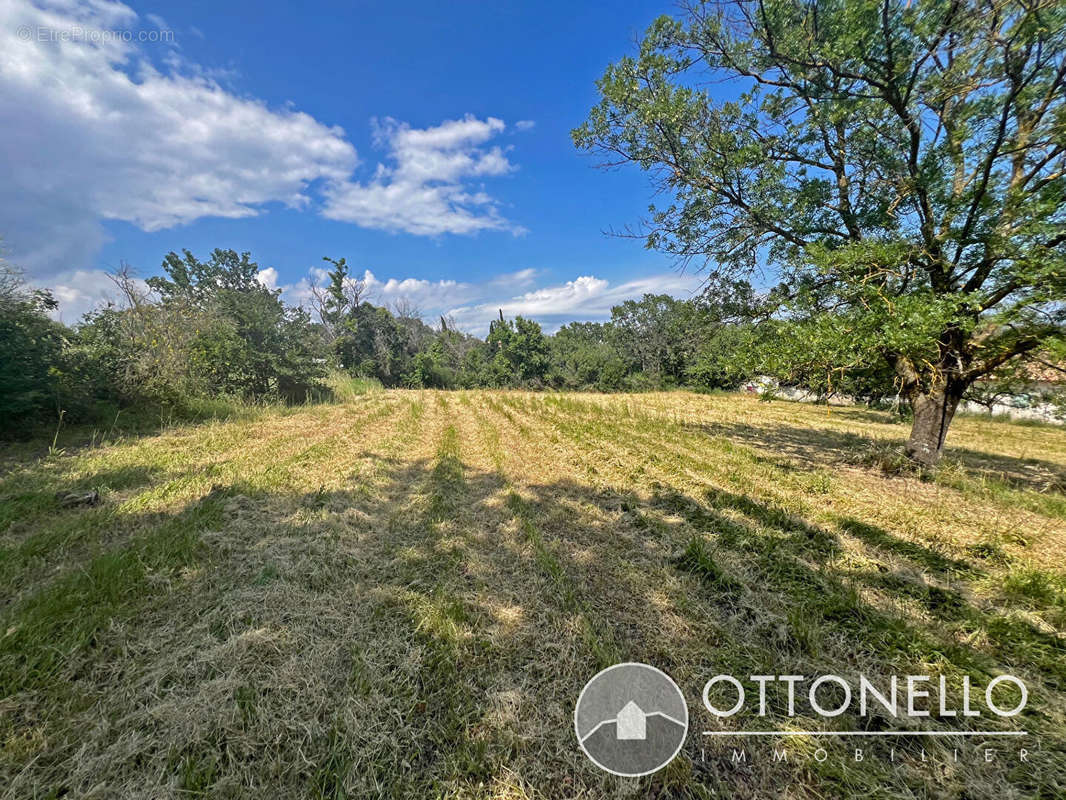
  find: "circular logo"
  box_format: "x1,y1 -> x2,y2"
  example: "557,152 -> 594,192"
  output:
574,662 -> 688,777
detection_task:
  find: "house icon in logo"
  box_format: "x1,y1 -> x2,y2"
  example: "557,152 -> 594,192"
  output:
574,662 -> 689,777
616,700 -> 647,740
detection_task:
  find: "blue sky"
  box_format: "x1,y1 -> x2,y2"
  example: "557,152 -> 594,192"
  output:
1,0 -> 708,333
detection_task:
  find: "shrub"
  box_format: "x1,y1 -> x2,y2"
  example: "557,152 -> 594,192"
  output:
0,274 -> 66,430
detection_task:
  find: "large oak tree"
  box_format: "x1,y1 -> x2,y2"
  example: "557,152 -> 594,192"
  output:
574,0 -> 1065,466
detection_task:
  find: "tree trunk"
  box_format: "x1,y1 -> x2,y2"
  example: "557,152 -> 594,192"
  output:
905,386 -> 964,468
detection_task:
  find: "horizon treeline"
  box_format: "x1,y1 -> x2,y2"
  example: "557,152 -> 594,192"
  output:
1,248 -> 1059,435
0,248 -> 762,432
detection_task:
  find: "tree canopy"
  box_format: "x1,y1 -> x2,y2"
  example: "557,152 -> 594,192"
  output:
574,0 -> 1065,465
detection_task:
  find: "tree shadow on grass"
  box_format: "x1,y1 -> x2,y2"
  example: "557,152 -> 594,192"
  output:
3,445 -> 1065,799
683,419 -> 1066,495
836,517 -> 977,576
636,480 -> 1066,672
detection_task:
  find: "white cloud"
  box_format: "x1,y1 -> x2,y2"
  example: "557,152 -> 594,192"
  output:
322,115 -> 524,236
0,2 -> 528,280
362,270 -> 473,308
36,258 -> 704,335
272,267 -> 480,314
255,267 -> 279,291
270,269 -> 324,310
495,275 -> 609,316
39,267 -> 148,324
515,120 -> 535,131
487,267 -> 539,288
267,262 -> 702,336
445,272 -> 704,334
0,0 -> 357,277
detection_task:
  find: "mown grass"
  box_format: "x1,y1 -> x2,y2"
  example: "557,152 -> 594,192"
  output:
1,390 -> 1064,798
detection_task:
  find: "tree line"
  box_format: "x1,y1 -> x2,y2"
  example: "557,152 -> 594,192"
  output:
3,242 -> 1061,445
0,248 -> 765,433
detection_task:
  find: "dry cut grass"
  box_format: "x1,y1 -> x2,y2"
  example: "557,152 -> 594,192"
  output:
1,391 -> 1065,798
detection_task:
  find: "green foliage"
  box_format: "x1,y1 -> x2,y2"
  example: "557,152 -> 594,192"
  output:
549,321 -> 628,390
0,241 -> 814,423
609,294 -> 690,383
148,248 -> 326,401
685,323 -> 757,390
575,0 -> 1066,464
745,315 -> 900,402
73,297 -> 207,410
8,237 -> 1052,435
326,371 -> 384,402
0,268 -> 65,429
0,249 -> 330,434
485,313 -> 551,386
964,360 -> 1034,414
405,351 -> 450,389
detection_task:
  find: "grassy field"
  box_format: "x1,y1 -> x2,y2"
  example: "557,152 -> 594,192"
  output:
1,390 -> 1065,798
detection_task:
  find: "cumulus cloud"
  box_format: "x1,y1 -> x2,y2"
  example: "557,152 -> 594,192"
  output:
255,267 -> 279,291
0,0 -> 358,277
272,267 -> 480,315
1,1 -> 525,283
42,256 -> 702,333
322,115 -> 524,236
38,267 -> 148,324
363,271 -> 472,308
445,272 -> 704,334
274,266 -> 542,319
492,275 -> 609,316
265,263 -> 703,336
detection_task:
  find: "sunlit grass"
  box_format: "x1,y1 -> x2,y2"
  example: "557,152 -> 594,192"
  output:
1,390 -> 1064,798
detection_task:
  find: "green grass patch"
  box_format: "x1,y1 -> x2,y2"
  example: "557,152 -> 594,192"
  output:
0,485 -> 229,696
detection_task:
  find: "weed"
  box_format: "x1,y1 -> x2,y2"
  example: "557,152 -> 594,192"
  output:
673,535 -> 743,595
